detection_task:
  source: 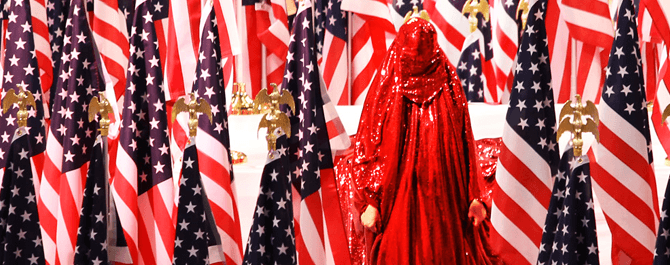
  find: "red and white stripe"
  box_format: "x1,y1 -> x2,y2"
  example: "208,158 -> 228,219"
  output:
548,0 -> 612,104
236,3 -> 264,98
253,0 -> 289,88
491,0 -> 519,101
489,123 -> 554,265
164,0 -> 201,101
341,0 -> 395,105
424,0 -> 470,67
39,132 -> 88,265
30,0 -> 52,105
588,104 -> 659,264
91,0 -> 129,102
641,0 -> 670,47
319,23 -> 349,105
112,146 -> 175,265
652,46 -> 670,159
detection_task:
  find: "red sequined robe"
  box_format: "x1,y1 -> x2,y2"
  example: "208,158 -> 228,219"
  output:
350,17 -> 494,265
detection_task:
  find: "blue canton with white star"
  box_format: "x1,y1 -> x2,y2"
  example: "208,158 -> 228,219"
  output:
0,131 -> 45,265
505,0 -> 559,175
73,136 -> 109,265
537,147 -> 600,265
242,134 -> 296,265
0,0 -> 47,168
457,38 -> 485,102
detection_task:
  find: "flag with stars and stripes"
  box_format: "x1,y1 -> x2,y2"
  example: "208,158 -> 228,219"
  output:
491,0 -> 521,100
587,0 -> 659,263
111,0 -> 175,264
242,133 -> 295,265
282,1 -> 350,264
37,0 -> 104,263
655,170 -> 670,263
0,129 -> 45,265
188,3 -> 243,264
489,0 -> 561,264
173,141 -> 218,265
46,0 -> 69,111
0,0 -> 47,178
460,1 -> 499,103
536,146 -> 600,265
73,135 -> 108,265
314,0 -> 350,105
457,32 -> 487,102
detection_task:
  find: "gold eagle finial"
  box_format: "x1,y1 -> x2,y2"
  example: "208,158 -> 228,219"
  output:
462,0 -> 490,33
403,6 -> 431,24
253,83 -> 295,158
88,94 -> 114,136
171,93 -> 212,137
517,0 -> 530,31
557,95 -> 600,158
660,101 -> 670,126
2,85 -> 36,135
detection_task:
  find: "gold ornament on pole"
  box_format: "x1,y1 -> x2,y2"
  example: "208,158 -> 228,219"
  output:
253,83 -> 295,158
462,0 -> 490,33
557,95 -> 600,159
229,82 -> 259,115
517,0 -> 530,31
88,94 -> 114,137
2,85 -> 36,135
403,6 -> 430,23
171,93 -> 213,137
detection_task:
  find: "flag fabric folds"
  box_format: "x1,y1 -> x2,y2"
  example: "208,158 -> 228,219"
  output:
587,0 -> 659,263
242,133 -> 295,265
172,142 -> 218,265
536,147 -> 600,265
457,32 -> 488,102
0,129 -> 45,265
489,0 -> 561,264
38,0 -> 104,263
0,0 -> 47,175
314,0 -> 350,105
73,135 -> 109,265
111,0 -> 175,264
191,3 -> 244,264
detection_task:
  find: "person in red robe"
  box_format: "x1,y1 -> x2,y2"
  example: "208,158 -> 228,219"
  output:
350,11 -> 496,265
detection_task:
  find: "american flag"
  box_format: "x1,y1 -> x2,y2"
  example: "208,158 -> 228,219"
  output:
341,0 -> 395,105
536,147 -> 600,265
587,0 -> 659,263
45,0 -> 67,111
91,0 -> 129,102
652,47 -> 670,161
164,0 -> 201,102
546,0 -> 612,104
423,0 -> 470,67
491,0 -> 520,101
640,0 -> 670,47
489,0 -> 560,264
237,3 -> 264,98
460,1 -> 498,103
0,130 -> 45,265
189,4 -> 243,264
111,1 -> 175,264
389,0 -> 421,31
172,142 -> 218,265
0,0 -> 47,176
457,32 -> 487,102
282,1 -> 337,263
242,134 -> 296,265
655,154 -> 670,264
73,136 -> 108,265
241,0 -> 289,90
29,0 -> 53,109
314,0 -> 350,105
38,0 -> 104,263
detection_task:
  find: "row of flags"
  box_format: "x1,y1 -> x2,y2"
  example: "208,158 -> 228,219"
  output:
5,0 -> 670,265
0,0 -> 353,264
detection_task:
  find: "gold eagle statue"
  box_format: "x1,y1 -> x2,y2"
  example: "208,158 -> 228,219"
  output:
403,6 -> 430,24
2,86 -> 36,134
88,94 -> 114,136
253,83 -> 295,158
462,0 -> 490,33
171,93 -> 212,137
557,95 -> 600,157
517,0 -> 530,30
